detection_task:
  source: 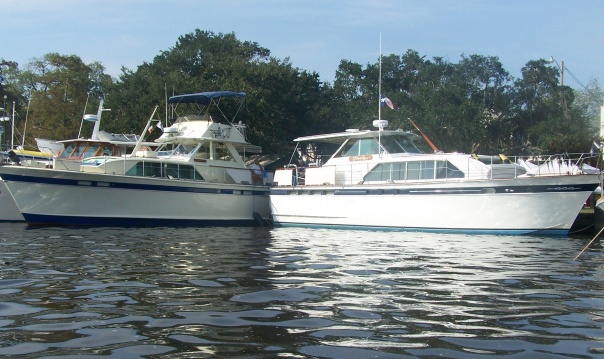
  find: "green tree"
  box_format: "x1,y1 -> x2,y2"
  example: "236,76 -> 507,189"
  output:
331,52 -> 514,154
509,59 -> 594,154
573,78 -> 604,137
107,30 -> 326,155
5,54 -> 112,149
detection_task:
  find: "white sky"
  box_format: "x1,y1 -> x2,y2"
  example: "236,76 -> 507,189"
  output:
1,0 -> 602,89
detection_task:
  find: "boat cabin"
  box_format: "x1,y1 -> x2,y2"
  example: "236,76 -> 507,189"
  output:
274,129 -> 527,187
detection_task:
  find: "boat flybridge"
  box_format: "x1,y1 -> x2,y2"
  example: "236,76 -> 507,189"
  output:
79,91 -> 265,184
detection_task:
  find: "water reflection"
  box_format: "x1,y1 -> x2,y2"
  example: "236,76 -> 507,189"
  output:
0,223 -> 602,358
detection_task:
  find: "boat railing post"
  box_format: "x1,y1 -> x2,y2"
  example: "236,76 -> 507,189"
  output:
490,156 -> 493,179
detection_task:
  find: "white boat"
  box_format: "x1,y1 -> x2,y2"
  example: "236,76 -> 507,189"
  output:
270,124 -> 600,235
0,91 -> 270,226
0,180 -> 22,221
0,101 -> 157,221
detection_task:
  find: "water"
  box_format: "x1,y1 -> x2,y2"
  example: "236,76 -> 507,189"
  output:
0,223 -> 603,358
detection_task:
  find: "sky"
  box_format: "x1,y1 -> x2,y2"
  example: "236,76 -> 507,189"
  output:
1,0 -> 602,90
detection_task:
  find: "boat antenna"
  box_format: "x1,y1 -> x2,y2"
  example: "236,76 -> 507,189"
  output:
373,34 -> 390,155
378,33 -> 382,126
131,105 -> 159,155
164,83 -> 168,128
408,117 -> 439,153
21,95 -> 31,149
10,101 -> 15,150
77,92 -> 90,139
378,33 -> 382,157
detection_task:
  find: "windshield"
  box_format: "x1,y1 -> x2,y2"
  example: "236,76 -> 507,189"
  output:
380,135 -> 424,154
336,135 -> 424,157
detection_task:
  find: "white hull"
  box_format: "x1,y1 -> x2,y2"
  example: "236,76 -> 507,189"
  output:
271,175 -> 599,235
594,197 -> 604,233
1,167 -> 270,226
0,177 -> 24,221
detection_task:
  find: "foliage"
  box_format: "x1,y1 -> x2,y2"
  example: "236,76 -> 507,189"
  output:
0,54 -> 112,150
1,30 -> 601,157
103,30 -> 326,154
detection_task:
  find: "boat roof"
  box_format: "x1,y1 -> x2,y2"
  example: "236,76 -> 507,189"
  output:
167,91 -> 246,105
294,129 -> 421,144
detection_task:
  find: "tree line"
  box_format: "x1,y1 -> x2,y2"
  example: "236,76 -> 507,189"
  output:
1,30 -> 602,157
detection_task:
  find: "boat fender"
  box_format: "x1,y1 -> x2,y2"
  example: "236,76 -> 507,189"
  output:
7,151 -> 21,165
253,212 -> 264,227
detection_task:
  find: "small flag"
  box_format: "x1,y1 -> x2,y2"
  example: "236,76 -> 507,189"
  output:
156,121 -> 163,130
380,95 -> 398,110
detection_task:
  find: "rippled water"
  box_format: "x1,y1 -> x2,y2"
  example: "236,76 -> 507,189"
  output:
0,223 -> 603,358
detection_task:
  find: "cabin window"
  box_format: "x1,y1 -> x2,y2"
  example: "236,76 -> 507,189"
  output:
338,138 -> 380,157
435,161 -> 464,179
164,163 -> 199,180
215,143 -> 236,162
407,161 -> 434,180
69,144 -> 86,158
380,136 -> 423,154
194,143 -> 211,160
364,162 -> 407,181
100,144 -> 114,156
127,162 -> 163,178
172,144 -> 197,156
59,143 -> 76,158
125,161 -> 202,180
83,143 -> 100,158
364,160 -> 463,182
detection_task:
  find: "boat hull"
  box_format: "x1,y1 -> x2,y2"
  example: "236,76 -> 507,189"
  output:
0,167 -> 270,227
270,175 -> 600,235
0,177 -> 24,221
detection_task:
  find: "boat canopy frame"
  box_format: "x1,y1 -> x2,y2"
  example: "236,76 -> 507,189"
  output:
167,91 -> 247,126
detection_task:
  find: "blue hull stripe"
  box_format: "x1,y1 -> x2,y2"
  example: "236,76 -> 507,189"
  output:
271,182 -> 597,195
23,213 -> 259,227
1,173 -> 268,196
272,222 -> 569,236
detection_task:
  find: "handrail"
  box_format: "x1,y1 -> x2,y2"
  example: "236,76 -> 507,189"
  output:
276,152 -> 601,187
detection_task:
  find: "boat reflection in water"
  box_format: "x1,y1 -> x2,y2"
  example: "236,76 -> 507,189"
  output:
0,224 -> 602,357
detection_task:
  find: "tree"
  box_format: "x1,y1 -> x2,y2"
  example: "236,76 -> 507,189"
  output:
509,59 -> 595,154
107,30 -> 326,155
4,54 -> 113,149
573,79 -> 604,137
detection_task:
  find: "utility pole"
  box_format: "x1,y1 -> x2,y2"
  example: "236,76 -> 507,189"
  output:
549,56 -> 564,86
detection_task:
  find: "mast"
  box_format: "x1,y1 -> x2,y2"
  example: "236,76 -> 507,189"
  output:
378,33 -> 382,157
21,97 -> 30,148
78,93 -> 90,139
10,101 -> 15,150
378,33 -> 382,123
